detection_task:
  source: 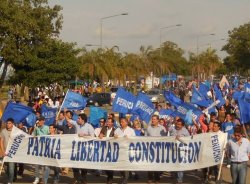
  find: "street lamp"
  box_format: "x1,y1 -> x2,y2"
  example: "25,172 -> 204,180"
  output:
160,24 -> 182,57
196,33 -> 215,55
100,13 -> 128,50
85,44 -> 101,47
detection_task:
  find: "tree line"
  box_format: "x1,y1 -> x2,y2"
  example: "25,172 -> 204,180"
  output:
0,0 -> 249,89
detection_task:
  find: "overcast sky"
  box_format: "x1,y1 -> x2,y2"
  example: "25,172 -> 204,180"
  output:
50,0 -> 250,59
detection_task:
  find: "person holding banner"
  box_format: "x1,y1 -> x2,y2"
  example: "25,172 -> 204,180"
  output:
169,118 -> 190,184
145,115 -> 166,184
69,113 -> 95,184
43,124 -> 60,184
115,117 -> 135,184
226,126 -> 250,184
99,117 -> 116,184
0,118 -> 17,184
32,116 -> 50,184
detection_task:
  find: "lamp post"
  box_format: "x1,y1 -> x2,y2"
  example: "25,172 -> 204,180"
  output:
160,24 -> 182,57
100,13 -> 128,50
85,44 -> 101,46
196,33 -> 215,56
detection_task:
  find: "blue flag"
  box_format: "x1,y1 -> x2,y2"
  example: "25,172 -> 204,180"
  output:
41,105 -> 57,126
213,84 -> 226,108
131,93 -> 155,123
191,85 -> 210,107
244,83 -> 250,100
130,114 -> 140,122
61,90 -> 87,110
160,73 -> 177,83
238,92 -> 250,124
184,110 -> 193,125
1,102 -> 34,123
199,82 -> 209,99
112,88 -> 136,114
232,90 -> 244,101
159,109 -> 174,119
164,91 -> 202,121
89,106 -> 107,128
24,113 -> 37,127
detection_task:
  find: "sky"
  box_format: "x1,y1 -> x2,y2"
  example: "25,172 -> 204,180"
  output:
50,0 -> 250,59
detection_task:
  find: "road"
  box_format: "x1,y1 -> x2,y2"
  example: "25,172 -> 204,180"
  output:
1,162 -> 250,183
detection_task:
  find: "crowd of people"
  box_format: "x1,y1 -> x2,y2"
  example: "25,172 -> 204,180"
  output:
1,77 -> 250,184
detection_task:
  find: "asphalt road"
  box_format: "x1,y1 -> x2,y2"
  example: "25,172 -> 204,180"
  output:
1,162 -> 250,184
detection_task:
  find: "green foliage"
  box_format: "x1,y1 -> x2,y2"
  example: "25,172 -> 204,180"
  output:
9,39 -> 81,87
222,23 -> 250,74
0,0 -> 63,87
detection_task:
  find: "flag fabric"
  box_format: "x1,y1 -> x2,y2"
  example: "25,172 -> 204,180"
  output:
244,83 -> 250,100
41,104 -> 57,126
1,102 -> 34,123
61,90 -> 87,110
213,84 -> 226,108
219,75 -> 229,89
89,106 -> 107,128
129,114 -> 140,122
232,90 -> 243,101
159,109 -> 174,120
24,113 -> 37,127
164,91 -> 202,121
198,82 -> 210,99
160,73 -> 177,83
238,92 -> 250,124
131,93 -> 155,123
184,110 -> 193,125
191,85 -> 210,107
112,88 -> 136,114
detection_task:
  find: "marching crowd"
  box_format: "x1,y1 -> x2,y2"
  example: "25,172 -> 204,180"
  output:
1,78 -> 250,184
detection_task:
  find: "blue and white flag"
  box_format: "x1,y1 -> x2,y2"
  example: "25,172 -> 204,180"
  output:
112,88 -> 136,114
89,106 -> 107,128
184,110 -> 193,125
198,82 -> 210,99
41,105 -> 57,126
191,86 -> 210,107
244,83 -> 250,100
213,85 -> 226,108
1,102 -> 34,123
164,91 -> 202,121
131,93 -> 155,123
159,109 -> 174,119
238,92 -> 250,124
24,113 -> 37,127
61,90 -> 87,110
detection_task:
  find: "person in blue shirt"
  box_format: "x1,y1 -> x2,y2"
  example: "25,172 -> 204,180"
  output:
222,113 -> 236,140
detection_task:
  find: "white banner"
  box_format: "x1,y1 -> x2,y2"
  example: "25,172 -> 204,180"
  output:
3,126 -> 227,171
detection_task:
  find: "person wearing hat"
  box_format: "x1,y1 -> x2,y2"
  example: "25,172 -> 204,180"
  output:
33,116 -> 50,184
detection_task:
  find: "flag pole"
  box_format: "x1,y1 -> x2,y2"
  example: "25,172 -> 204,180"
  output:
56,89 -> 69,119
217,136 -> 228,181
0,156 -> 5,175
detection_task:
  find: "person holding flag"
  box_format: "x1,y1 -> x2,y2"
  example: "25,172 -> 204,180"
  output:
0,118 -> 17,184
145,115 -> 166,184
32,116 -> 50,184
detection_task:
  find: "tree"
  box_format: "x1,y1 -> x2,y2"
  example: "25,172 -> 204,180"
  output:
9,39 -> 81,87
189,48 -> 222,80
222,23 -> 250,75
0,0 -> 63,88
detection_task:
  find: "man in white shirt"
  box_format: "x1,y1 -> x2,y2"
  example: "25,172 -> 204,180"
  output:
115,118 -> 135,184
